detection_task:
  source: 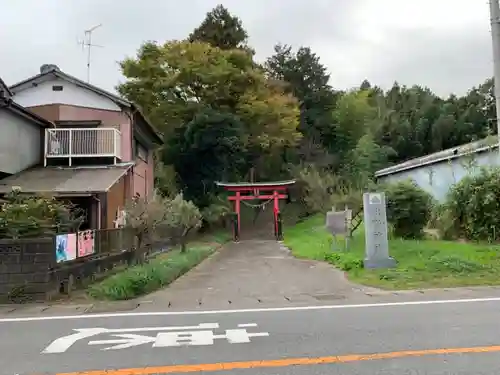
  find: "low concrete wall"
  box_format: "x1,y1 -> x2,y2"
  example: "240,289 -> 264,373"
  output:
0,228 -> 148,303
0,238 -> 55,302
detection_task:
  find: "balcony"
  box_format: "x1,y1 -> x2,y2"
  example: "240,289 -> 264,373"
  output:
44,128 -> 121,165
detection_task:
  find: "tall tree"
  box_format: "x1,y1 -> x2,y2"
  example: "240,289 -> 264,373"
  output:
164,109 -> 246,205
189,4 -> 248,50
332,90 -> 377,158
118,41 -> 255,134
118,40 -> 300,199
265,44 -> 337,161
119,40 -> 299,148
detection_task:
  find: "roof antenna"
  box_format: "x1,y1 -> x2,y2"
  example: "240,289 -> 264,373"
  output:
78,24 -> 103,83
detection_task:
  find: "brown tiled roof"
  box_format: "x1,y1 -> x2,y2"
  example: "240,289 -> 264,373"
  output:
0,164 -> 132,195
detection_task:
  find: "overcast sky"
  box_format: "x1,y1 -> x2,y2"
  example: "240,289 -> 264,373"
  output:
0,0 -> 491,97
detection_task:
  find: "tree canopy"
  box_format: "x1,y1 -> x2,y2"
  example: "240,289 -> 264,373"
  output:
189,4 -> 248,50
117,4 -> 498,209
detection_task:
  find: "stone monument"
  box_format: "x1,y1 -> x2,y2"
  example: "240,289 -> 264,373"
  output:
362,192 -> 396,269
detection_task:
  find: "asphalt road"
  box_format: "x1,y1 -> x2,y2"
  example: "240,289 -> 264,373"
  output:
2,297 -> 500,375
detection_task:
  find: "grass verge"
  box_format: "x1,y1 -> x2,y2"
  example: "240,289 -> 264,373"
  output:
87,230 -> 230,300
284,214 -> 500,290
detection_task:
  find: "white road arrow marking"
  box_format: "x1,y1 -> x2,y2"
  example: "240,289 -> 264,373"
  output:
42,328 -> 107,354
154,328 -> 270,347
41,323 -> 219,354
88,334 -> 156,350
41,323 -> 268,353
215,329 -> 269,343
104,323 -> 219,333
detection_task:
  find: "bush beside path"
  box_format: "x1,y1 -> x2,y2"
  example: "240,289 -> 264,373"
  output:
284,215 -> 500,290
87,231 -> 230,301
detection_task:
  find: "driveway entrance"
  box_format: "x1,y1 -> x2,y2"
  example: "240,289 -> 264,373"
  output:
140,237 -> 376,310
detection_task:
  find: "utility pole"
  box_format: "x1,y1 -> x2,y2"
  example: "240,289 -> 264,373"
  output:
489,0 -> 500,151
78,24 -> 103,83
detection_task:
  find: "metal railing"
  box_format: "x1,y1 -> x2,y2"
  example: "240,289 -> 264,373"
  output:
45,128 -> 121,160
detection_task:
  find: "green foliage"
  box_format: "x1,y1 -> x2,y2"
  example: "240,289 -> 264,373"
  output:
292,164 -> 362,214
119,35 -> 300,199
342,133 -> 396,189
87,246 -> 213,300
445,167 -> 500,241
332,90 -> 376,155
0,189 -> 83,239
285,214 -> 500,290
154,160 -> 178,198
163,193 -> 203,252
427,255 -> 488,274
385,180 -> 433,239
429,203 -> 458,240
124,193 -> 167,249
201,198 -> 231,227
118,40 -> 257,132
124,192 -> 202,252
163,109 -> 246,205
117,4 -> 498,229
324,252 -> 363,271
265,44 -> 337,149
189,4 -> 249,51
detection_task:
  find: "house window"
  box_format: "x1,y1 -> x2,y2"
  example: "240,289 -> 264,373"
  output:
136,141 -> 148,162
52,85 -> 63,91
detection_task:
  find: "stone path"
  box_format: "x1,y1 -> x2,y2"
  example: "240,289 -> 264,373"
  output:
137,239 -> 379,310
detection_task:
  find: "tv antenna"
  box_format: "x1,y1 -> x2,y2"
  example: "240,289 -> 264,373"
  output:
78,24 -> 104,83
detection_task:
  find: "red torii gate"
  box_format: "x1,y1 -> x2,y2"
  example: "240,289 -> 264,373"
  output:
215,180 -> 296,241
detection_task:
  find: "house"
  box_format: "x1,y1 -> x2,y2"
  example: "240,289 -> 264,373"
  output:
375,137 -> 500,201
0,64 -> 163,230
0,77 -> 54,180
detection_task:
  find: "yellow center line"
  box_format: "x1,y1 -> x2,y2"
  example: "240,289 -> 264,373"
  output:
54,345 -> 500,375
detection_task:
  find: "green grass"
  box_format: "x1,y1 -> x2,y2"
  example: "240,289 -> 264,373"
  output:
284,215 -> 500,290
87,230 -> 230,300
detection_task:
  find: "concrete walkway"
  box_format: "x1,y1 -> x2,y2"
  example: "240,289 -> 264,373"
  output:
138,239 -> 379,310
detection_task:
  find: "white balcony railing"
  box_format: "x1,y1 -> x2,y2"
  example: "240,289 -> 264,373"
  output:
44,128 -> 122,160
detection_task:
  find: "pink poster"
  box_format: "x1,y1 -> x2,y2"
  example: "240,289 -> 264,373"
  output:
77,230 -> 95,257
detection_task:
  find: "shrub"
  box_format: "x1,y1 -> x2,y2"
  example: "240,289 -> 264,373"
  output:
124,192 -> 167,252
324,252 -> 363,271
0,189 -> 83,238
124,192 -> 202,253
385,180 -> 433,239
292,164 -> 362,214
429,203 -> 459,240
201,196 -> 231,228
446,167 -> 500,241
164,193 -> 202,252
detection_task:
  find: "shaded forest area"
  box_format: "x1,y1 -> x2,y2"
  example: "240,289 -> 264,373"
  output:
116,5 -> 496,216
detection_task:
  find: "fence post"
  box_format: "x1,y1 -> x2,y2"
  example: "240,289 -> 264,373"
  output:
75,230 -> 80,258
276,212 -> 283,241
232,212 -> 239,242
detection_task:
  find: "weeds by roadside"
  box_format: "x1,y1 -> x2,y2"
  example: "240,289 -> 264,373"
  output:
284,215 -> 500,290
87,231 -> 230,300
